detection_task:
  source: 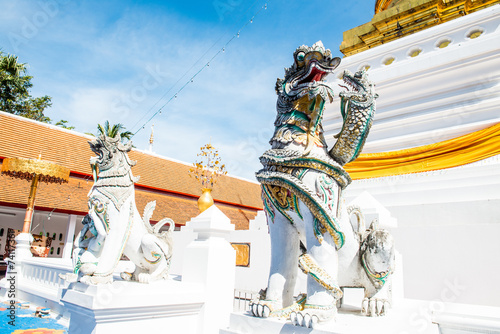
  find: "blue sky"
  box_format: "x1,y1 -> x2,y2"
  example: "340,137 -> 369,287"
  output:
0,0 -> 375,181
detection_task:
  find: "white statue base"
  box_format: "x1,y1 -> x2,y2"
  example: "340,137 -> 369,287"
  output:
223,298 -> 500,334
61,205 -> 237,334
222,298 -> 441,334
61,279 -> 204,334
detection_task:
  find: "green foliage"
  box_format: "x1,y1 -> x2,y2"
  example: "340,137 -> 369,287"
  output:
96,120 -> 133,142
55,119 -> 75,130
0,50 -> 72,128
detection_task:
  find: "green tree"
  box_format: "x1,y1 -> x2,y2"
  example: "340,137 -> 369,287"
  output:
0,51 -> 72,127
97,120 -> 133,142
55,119 -> 75,130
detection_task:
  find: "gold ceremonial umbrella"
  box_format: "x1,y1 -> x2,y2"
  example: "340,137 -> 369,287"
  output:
1,157 -> 70,233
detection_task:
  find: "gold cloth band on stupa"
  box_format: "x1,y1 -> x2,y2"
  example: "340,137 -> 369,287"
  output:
1,157 -> 70,184
345,122 -> 500,179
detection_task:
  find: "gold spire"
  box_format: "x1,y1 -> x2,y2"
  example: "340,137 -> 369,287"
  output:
149,124 -> 154,145
148,124 -> 154,152
341,0 -> 500,57
375,0 -> 409,14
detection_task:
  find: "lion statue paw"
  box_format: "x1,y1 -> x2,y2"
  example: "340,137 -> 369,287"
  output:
290,312 -> 319,328
250,293 -> 306,319
362,297 -> 390,317
120,272 -> 133,281
79,263 -> 98,276
250,299 -> 279,318
290,303 -> 336,328
58,273 -> 78,283
80,274 -> 113,285
138,272 -> 151,284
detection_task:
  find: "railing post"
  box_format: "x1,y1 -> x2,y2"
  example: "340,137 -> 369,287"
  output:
62,214 -> 77,259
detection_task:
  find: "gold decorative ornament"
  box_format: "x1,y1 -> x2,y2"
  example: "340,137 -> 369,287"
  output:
189,143 -> 227,212
410,49 -> 422,57
1,157 -> 70,233
438,40 -> 451,48
1,157 -> 70,183
231,242 -> 251,267
198,188 -> 214,213
468,29 -> 483,39
383,57 -> 395,65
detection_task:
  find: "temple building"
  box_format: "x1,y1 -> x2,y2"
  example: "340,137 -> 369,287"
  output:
325,0 -> 500,307
0,1 -> 499,330
0,111 -> 262,258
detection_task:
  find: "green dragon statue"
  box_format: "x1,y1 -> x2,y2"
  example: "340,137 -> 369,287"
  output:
253,41 -> 393,327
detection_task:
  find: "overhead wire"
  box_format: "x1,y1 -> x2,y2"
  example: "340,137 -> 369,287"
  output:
35,1 -> 270,224
129,0 -> 262,133
130,1 -> 270,137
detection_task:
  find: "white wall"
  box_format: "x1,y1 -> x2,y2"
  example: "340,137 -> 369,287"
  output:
342,155 -> 500,307
389,201 -> 500,307
229,211 -> 270,292
170,209 -> 270,293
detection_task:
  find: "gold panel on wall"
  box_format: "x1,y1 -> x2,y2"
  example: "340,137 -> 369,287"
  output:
231,243 -> 250,267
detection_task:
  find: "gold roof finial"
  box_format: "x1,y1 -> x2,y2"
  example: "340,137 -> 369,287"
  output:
149,124 -> 154,144
148,124 -> 154,152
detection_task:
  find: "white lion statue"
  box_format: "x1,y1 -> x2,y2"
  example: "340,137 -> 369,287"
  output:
64,134 -> 174,285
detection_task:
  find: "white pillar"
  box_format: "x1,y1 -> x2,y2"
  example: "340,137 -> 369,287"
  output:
182,205 -> 236,334
62,214 -> 77,259
14,233 -> 33,260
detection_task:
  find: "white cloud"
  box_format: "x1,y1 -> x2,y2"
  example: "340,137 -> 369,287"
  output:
0,0 -> 378,180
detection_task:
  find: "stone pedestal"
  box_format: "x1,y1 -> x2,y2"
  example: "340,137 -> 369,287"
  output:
61,205 -> 237,334
432,302 -> 500,334
61,280 -> 205,334
222,301 -> 500,333
222,299 -> 441,334
183,205 -> 236,334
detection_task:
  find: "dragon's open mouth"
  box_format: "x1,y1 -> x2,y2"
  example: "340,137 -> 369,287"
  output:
296,62 -> 328,85
339,71 -> 364,93
89,141 -> 105,164
339,75 -> 360,92
279,42 -> 340,99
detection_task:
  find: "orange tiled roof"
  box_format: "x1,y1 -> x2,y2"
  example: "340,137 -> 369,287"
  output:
0,112 -> 263,229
